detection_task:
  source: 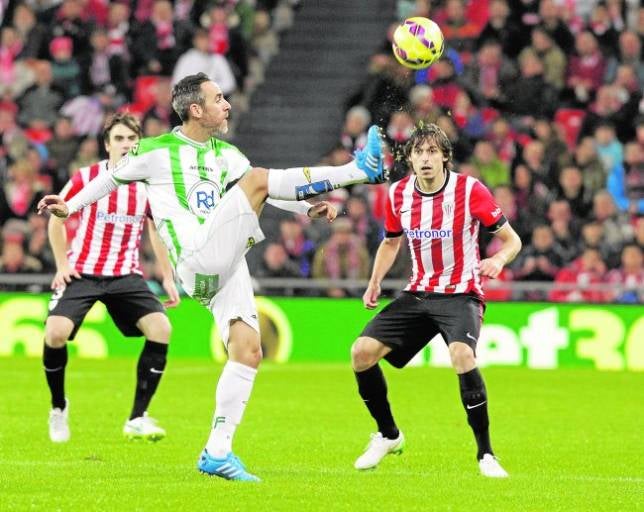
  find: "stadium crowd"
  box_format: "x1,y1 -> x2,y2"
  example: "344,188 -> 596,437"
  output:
0,0 -> 642,303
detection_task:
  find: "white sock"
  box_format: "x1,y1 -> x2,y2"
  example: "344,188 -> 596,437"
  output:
206,361 -> 257,458
267,161 -> 367,200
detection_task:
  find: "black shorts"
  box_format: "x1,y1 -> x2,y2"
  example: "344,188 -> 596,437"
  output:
361,292 -> 485,368
47,274 -> 166,340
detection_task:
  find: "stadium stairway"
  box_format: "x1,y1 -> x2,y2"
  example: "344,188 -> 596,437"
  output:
232,0 -> 393,169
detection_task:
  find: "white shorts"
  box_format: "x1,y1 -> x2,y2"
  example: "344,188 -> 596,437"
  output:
176,186 -> 264,344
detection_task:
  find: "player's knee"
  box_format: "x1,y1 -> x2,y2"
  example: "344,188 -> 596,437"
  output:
351,337 -> 378,371
139,313 -> 171,342
45,324 -> 70,348
449,342 -> 476,372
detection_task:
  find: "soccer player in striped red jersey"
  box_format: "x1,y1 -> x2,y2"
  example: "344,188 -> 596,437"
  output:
351,123 -> 522,478
43,113 -> 180,444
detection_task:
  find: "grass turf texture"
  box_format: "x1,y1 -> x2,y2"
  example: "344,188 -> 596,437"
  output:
0,358 -> 642,511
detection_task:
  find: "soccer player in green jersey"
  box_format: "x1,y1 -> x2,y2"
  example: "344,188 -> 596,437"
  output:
38,72 -> 387,481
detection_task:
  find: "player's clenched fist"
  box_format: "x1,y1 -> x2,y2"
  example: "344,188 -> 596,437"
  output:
37,195 -> 70,218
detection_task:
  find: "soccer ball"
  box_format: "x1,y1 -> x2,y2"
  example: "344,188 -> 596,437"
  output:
392,17 -> 444,70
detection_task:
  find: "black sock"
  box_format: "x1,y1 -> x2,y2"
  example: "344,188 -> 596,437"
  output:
458,368 -> 493,460
43,343 -> 68,410
355,364 -> 399,439
130,340 -> 168,420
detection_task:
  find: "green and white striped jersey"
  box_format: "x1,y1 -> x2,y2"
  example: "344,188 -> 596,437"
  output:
112,127 -> 251,265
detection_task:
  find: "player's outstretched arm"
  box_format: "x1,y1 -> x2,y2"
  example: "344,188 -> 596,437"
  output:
147,219 -> 181,308
480,223 -> 522,279
363,236 -> 402,309
38,171 -> 119,218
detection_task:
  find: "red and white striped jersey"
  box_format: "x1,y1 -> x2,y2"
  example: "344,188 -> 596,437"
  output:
60,160 -> 149,276
385,172 -> 506,298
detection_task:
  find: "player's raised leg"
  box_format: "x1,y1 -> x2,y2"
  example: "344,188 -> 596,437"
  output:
43,316 -> 73,442
449,342 -> 508,478
238,125 -> 387,212
351,336 -> 404,470
123,312 -> 171,441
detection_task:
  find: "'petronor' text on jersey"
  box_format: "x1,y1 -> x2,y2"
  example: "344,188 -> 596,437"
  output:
404,228 -> 453,239
96,212 -> 146,224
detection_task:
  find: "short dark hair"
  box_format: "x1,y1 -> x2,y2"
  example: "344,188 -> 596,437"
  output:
102,112 -> 142,142
172,72 -> 210,121
404,122 -> 454,170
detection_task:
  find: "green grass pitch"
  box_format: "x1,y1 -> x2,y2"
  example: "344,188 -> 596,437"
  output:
1,357 -> 642,511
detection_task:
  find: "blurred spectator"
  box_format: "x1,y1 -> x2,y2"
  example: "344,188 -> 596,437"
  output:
452,90 -> 485,139
345,194 -> 383,255
587,2 -> 620,56
12,3 -> 49,60
17,60 -> 63,128
49,0 -> 92,60
0,27 -> 23,94
46,115 -> 80,191
531,117 -> 568,172
519,139 -> 555,189
547,198 -> 581,241
0,159 -> 46,226
469,140 -> 509,188
105,2 -> 131,61
594,122 -> 623,172
312,218 -> 370,298
79,27 -> 130,97
487,117 -> 518,165
514,224 -> 564,284
440,0 -> 480,57
605,30 -> 644,86
436,114 -> 473,164
425,58 -> 464,112
549,248 -> 610,303
49,36 -> 81,100
251,8 -> 279,67
278,217 -> 316,277
522,25 -> 566,91
131,0 -> 193,76
68,136 -> 99,173
408,84 -> 443,124
538,0 -> 575,54
565,31 -> 606,106
202,2 -> 249,90
580,220 -> 621,269
592,190 -> 631,248
607,244 -> 644,303
340,106 -> 370,153
556,165 -> 593,220
502,48 -> 557,120
0,226 -> 43,275
565,136 -> 607,197
172,28 -> 236,95
476,0 -> 524,58
579,84 -> 638,143
462,39 -> 517,106
349,54 -> 413,126
143,116 -> 171,138
143,79 -> 176,127
255,242 -> 302,295
492,184 -> 532,242
607,141 -> 644,216
26,212 -> 55,271
59,86 -> 113,137
512,164 -> 550,226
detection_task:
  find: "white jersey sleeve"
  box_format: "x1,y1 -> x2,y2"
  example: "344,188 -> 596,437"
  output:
66,170 -> 118,214
111,151 -> 152,183
224,145 -> 252,183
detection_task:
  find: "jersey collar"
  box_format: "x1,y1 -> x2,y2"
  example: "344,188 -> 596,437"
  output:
172,126 -> 211,149
414,170 -> 450,197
